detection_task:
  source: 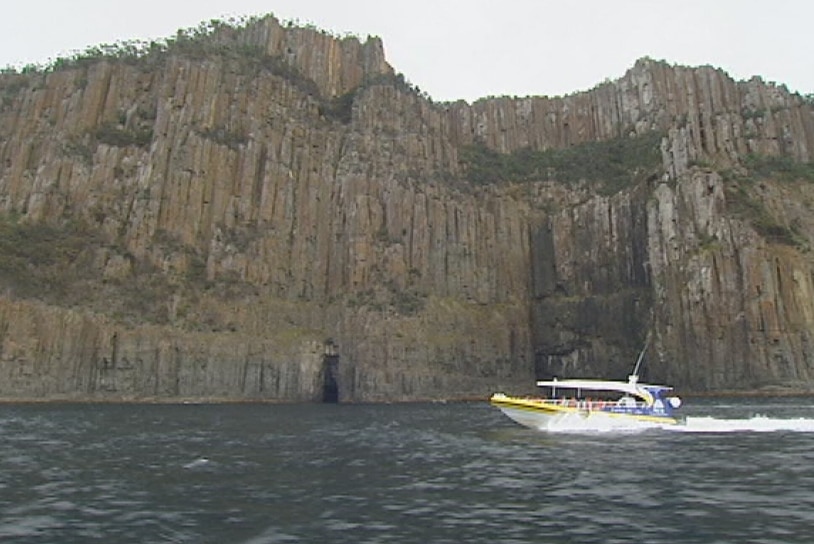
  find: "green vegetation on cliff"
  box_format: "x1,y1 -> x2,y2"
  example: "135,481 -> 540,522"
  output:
2,16 -> 274,73
459,132 -> 664,193
0,214 -> 175,324
0,214 -> 248,328
0,214 -> 104,301
722,154 -> 814,246
741,154 -> 814,184
724,184 -> 803,246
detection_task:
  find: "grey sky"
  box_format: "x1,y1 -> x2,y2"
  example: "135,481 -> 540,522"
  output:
1,0 -> 811,102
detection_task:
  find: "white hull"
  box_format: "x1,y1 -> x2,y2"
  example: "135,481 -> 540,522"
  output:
495,404 -> 674,432
496,404 -> 562,431
491,394 -> 681,432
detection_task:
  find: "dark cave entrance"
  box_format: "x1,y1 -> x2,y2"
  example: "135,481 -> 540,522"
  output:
322,340 -> 340,403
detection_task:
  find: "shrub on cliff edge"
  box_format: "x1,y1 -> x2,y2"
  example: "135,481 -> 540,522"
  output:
459,132 -> 664,194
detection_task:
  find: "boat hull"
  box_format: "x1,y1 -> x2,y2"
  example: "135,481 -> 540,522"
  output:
490,394 -> 681,431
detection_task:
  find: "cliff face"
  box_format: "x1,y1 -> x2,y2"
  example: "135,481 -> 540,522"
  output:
1,17 -> 813,400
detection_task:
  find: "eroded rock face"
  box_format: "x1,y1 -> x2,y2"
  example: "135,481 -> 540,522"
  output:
0,18 -> 813,400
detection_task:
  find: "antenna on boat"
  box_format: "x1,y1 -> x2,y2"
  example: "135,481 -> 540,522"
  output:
630,331 -> 651,382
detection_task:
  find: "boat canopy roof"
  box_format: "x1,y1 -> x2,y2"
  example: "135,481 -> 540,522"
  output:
536,377 -> 673,404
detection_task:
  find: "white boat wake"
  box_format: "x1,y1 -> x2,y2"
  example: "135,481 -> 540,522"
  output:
670,416 -> 814,433
537,413 -> 814,434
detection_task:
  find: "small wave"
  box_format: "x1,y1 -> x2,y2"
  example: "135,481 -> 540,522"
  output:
183,457 -> 211,469
0,515 -> 62,538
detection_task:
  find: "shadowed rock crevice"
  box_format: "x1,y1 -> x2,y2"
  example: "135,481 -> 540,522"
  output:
322,340 -> 340,403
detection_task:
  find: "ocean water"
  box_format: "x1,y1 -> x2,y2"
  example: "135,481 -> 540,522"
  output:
1,398 -> 814,543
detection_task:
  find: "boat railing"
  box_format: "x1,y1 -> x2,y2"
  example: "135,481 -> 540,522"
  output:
538,398 -> 646,410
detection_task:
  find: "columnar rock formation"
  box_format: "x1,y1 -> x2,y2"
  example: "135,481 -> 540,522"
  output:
0,15 -> 813,400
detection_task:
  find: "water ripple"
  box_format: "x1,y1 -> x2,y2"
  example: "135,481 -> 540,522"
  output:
1,400 -> 814,543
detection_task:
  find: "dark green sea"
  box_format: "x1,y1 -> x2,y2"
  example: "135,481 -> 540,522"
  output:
2,398 -> 813,543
